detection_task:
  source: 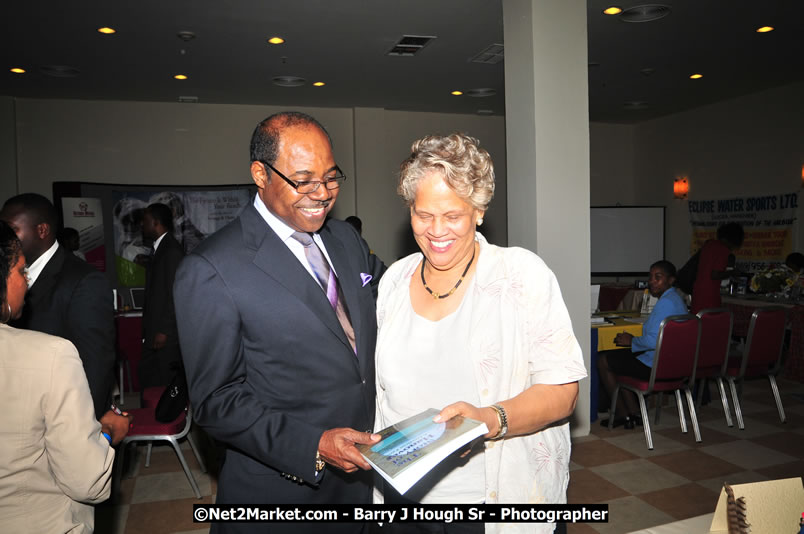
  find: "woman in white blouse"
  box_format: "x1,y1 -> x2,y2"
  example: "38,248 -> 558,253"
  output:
374,133 -> 587,534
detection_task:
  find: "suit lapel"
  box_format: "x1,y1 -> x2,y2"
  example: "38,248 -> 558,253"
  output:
241,206 -> 352,352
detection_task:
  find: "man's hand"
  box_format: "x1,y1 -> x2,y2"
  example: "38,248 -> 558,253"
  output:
152,332 -> 168,350
615,332 -> 633,346
99,410 -> 134,446
318,428 -> 380,473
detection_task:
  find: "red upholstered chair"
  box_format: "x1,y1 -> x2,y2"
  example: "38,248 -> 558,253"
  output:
115,387 -> 207,499
608,314 -> 701,450
726,306 -> 787,430
694,308 -> 735,427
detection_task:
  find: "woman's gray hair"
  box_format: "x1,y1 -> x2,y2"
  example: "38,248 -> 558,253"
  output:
398,133 -> 495,211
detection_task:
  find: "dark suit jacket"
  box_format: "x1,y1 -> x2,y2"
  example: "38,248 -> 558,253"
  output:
174,204 -> 384,533
143,232 -> 183,346
12,244 -> 115,419
140,232 -> 184,387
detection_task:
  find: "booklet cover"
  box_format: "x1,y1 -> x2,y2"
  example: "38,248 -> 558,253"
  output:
357,408 -> 488,495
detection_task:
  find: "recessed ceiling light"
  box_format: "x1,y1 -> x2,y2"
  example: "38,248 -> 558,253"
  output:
268,37 -> 285,45
313,81 -> 325,87
40,65 -> 80,78
619,4 -> 671,23
623,101 -> 648,110
451,91 -> 463,96
689,73 -> 703,79
756,26 -> 774,33
10,67 -> 25,74
603,6 -> 623,15
174,74 -> 188,80
98,27 -> 116,34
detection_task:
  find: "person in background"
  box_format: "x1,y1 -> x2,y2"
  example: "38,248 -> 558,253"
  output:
0,194 -> 129,433
345,215 -> 363,236
58,226 -> 86,260
374,133 -> 586,534
598,260 -> 688,428
139,202 -> 184,388
0,220 -> 126,533
690,222 -> 744,313
174,111 -> 385,534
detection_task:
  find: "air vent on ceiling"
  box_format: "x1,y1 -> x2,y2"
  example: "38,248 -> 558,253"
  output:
471,43 -> 504,64
178,96 -> 199,103
465,88 -> 496,98
619,4 -> 671,23
272,76 -> 306,87
387,35 -> 436,57
40,65 -> 80,78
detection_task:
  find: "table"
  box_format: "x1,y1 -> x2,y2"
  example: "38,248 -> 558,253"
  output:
723,295 -> 804,383
589,316 -> 644,421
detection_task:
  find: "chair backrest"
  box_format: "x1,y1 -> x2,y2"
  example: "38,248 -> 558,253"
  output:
739,306 -> 787,377
652,314 -> 700,385
695,308 -> 733,378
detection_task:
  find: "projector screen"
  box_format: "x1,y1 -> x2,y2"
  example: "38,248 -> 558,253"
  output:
591,206 -> 665,276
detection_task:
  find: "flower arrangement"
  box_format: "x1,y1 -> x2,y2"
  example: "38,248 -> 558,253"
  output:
749,264 -> 800,295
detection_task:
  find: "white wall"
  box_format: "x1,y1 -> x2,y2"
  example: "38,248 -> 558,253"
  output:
10,98 -> 505,264
0,96 -> 16,205
633,81 -> 804,267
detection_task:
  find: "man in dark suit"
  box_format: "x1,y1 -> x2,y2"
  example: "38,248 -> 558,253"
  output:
139,202 -> 184,388
174,111 -> 384,533
1,193 -> 130,433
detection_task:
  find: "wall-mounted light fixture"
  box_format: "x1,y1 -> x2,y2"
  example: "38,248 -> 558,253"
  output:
800,164 -> 804,188
674,177 -> 689,199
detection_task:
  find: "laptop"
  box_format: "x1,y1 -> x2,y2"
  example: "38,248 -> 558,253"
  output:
129,288 -> 145,310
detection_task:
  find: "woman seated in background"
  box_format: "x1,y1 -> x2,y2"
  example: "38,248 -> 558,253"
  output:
0,220 -> 121,533
374,133 -> 587,534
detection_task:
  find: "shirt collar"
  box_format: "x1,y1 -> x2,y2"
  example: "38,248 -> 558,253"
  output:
153,232 -> 167,251
27,240 -> 59,288
253,194 -> 307,245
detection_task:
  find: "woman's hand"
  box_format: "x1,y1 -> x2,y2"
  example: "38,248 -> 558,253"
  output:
614,332 -> 633,346
434,401 -> 500,439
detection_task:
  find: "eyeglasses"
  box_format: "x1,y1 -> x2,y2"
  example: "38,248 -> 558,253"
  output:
260,160 -> 346,194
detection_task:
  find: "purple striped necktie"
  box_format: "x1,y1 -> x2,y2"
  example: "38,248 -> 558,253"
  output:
291,232 -> 356,353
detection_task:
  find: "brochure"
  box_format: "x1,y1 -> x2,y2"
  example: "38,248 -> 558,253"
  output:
357,408 -> 488,495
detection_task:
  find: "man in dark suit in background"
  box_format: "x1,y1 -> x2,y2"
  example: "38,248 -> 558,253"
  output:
174,111 -> 385,534
139,202 -> 184,388
0,193 -> 129,434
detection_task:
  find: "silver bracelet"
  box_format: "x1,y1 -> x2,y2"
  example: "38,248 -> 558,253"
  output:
489,404 -> 508,440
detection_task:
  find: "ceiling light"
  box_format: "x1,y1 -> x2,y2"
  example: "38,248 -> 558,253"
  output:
623,101 -> 648,110
177,31 -> 196,42
603,6 -> 623,15
313,82 -> 325,87
97,27 -> 116,34
451,91 -> 463,96
689,73 -> 703,79
174,74 -> 188,80
268,37 -> 285,45
756,26 -> 774,33
10,67 -> 25,74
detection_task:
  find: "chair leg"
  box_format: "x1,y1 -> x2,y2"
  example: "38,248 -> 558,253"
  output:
118,361 -> 125,406
685,388 -> 702,442
694,379 -> 704,410
607,385 -> 621,431
715,377 -> 734,427
675,390 -> 688,434
655,392 -> 663,425
768,375 -> 786,423
727,377 -> 745,430
145,442 -> 153,467
637,393 -> 653,450
168,437 -> 202,499
187,432 -> 207,473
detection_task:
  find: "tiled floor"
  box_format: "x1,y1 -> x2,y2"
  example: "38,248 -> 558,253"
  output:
102,377 -> 804,534
567,377 -> 804,533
